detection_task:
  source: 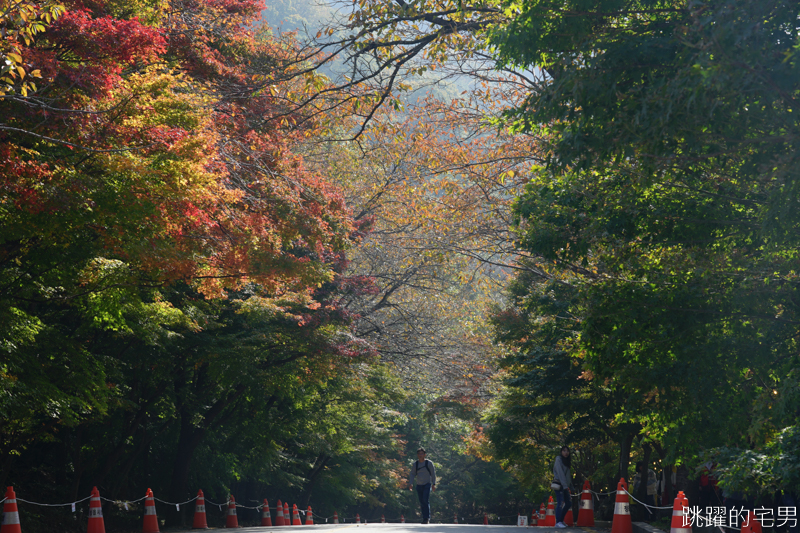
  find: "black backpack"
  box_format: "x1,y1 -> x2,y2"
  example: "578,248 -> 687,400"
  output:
415,459 -> 432,476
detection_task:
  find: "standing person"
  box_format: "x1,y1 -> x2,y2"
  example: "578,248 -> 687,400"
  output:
409,448 -> 437,524
553,446 -> 574,528
633,461 -> 657,521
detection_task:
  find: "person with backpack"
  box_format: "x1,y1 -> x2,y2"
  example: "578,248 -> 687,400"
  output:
409,447 -> 437,523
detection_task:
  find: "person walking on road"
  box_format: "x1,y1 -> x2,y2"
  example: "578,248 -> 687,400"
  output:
409,447 -> 437,524
553,446 -> 574,528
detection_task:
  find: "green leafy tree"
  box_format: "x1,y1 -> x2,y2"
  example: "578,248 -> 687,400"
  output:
486,0 -> 800,492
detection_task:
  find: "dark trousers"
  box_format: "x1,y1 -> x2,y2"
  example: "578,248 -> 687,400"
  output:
556,488 -> 571,523
416,483 -> 431,521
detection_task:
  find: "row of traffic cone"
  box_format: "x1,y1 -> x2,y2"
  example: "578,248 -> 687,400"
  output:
0,486 -> 316,532
609,478 -> 764,533
523,481 -> 588,528
191,493 -> 314,529
521,478 -> 765,533
256,498 -> 312,527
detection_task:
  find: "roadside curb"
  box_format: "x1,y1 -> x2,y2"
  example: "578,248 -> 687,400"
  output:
633,522 -> 668,533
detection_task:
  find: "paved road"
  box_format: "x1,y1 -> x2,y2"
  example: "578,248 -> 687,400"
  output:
221,524 -> 592,533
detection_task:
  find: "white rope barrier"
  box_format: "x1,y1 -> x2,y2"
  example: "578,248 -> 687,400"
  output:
154,495 -> 198,506
623,489 -> 673,510
16,495 -> 92,507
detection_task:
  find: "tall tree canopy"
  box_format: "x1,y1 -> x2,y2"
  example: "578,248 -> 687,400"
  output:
0,0 -> 357,501
488,0 -> 800,492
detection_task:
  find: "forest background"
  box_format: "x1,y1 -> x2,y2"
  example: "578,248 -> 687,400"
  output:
1,0 -> 798,531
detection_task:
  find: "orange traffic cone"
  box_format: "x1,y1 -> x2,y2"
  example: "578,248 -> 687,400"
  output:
284,503 -> 290,525
87,487 -> 105,533
564,503 -> 574,527
333,512 -> 339,525
539,503 -> 546,524
225,496 -> 239,528
142,489 -> 159,533
483,513 -> 488,525
262,499 -> 273,527
275,499 -> 285,526
669,492 -> 690,533
193,490 -> 208,529
611,478 -> 632,533
530,510 -> 537,527
454,514 -> 458,524
742,511 -> 763,533
1,487 -> 21,533
356,514 -> 361,524
306,506 -> 313,525
577,481 -> 594,526
545,497 -> 556,527
381,515 -> 386,523
291,504 -> 301,525
401,515 -> 405,524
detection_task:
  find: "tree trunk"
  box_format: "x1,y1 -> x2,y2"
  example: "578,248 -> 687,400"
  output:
165,411 -> 207,527
662,465 -> 673,508
109,416 -> 173,500
651,441 -> 671,507
70,427 -> 84,502
618,431 -> 636,482
302,455 -> 331,508
0,449 -> 13,488
676,464 -> 693,504
638,443 -> 652,519
93,383 -> 169,489
165,384 -> 247,527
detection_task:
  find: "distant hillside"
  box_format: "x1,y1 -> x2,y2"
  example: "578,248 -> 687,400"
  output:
261,0 -> 331,34
260,0 -> 470,105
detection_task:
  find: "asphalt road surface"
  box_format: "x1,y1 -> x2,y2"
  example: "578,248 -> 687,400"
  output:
218,524 -> 590,533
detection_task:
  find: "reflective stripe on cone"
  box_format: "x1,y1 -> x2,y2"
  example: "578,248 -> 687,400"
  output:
261,499 -> 272,527
225,496 -> 239,529
142,489 -> 159,533
193,490 -> 208,529
669,492 -> 690,533
544,497 -> 556,527
88,487 -> 106,533
610,479 -> 632,533
577,480 -> 595,527
276,499 -> 284,526
1,487 -> 22,533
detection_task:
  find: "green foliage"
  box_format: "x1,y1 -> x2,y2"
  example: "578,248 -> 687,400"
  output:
707,426 -> 800,495
385,393 -> 528,523
486,0 -> 800,494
